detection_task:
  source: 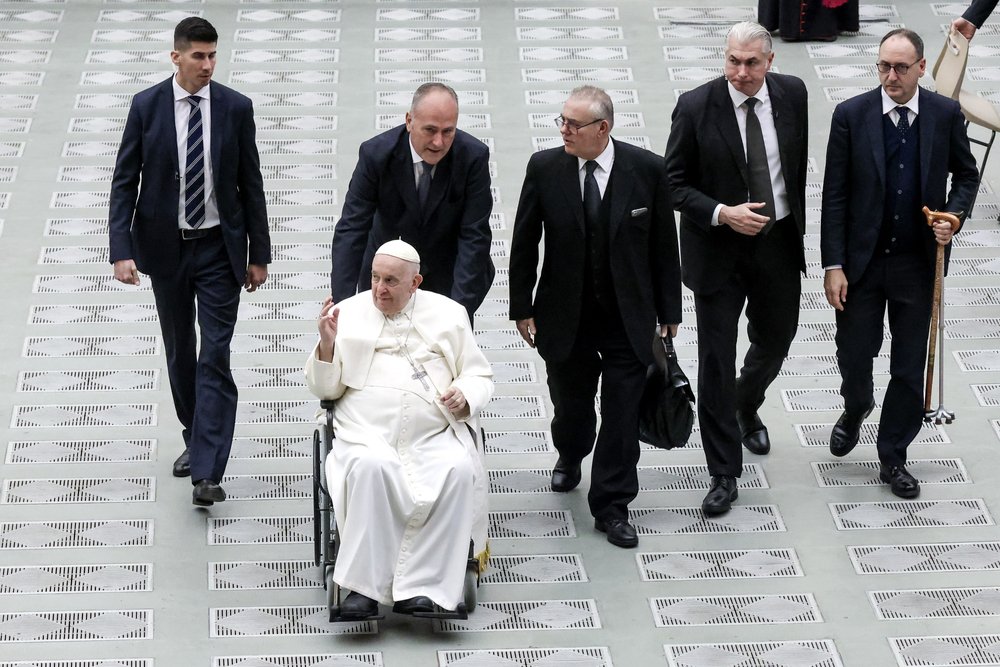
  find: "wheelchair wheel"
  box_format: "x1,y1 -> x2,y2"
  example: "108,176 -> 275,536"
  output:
325,565 -> 337,611
463,566 -> 478,612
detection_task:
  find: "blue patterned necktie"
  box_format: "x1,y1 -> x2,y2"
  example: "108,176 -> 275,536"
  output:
896,106 -> 909,134
184,95 -> 206,228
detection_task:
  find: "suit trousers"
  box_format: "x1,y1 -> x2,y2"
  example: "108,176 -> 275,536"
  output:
694,218 -> 802,477
150,231 -> 242,483
543,299 -> 646,521
835,252 -> 932,466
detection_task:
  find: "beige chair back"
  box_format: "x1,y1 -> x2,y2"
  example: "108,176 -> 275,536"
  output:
932,30 -> 969,100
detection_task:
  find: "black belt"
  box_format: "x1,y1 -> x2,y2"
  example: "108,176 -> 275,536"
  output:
180,226 -> 221,241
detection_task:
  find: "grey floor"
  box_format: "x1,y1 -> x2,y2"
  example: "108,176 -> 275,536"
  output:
2,1 -> 1000,666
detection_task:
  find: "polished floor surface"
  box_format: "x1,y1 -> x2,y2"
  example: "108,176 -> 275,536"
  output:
2,1 -> 1000,666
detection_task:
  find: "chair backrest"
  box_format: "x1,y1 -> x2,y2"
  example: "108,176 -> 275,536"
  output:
932,30 -> 969,100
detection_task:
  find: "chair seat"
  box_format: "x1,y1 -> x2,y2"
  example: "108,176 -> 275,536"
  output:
960,89 -> 1000,133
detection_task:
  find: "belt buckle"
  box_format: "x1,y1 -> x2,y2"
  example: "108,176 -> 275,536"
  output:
180,228 -> 201,241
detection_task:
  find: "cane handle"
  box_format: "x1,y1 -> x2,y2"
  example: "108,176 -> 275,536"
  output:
922,206 -> 961,232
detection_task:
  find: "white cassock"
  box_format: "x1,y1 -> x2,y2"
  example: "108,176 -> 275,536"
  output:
304,289 -> 493,609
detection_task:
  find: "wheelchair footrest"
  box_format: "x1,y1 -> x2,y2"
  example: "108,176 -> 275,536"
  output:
411,602 -> 468,620
328,606 -> 385,623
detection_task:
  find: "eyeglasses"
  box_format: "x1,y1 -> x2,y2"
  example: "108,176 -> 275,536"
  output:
875,60 -> 921,76
554,115 -> 604,133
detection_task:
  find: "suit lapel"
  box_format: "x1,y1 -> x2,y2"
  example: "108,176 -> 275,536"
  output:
393,132 -> 421,220
559,151 -> 586,235
607,140 -> 634,240
711,78 -> 749,188
916,87 -> 935,195
768,76 -> 797,199
159,78 -> 179,176
864,90 -> 886,187
209,84 -> 225,183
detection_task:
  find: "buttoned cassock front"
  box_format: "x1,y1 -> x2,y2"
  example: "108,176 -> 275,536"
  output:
304,289 -> 493,609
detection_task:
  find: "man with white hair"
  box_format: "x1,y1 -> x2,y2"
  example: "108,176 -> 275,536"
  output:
665,21 -> 808,516
305,240 -> 493,619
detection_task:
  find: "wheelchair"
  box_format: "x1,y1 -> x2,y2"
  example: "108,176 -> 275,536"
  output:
312,399 -> 483,622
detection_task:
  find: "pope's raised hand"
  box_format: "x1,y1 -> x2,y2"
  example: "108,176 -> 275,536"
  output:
317,297 -> 339,361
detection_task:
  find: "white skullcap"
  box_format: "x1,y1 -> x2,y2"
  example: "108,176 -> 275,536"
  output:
374,239 -> 420,264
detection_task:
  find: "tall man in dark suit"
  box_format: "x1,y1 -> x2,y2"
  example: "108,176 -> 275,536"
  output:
509,86 -> 682,548
332,83 -> 493,320
821,28 -> 978,498
952,0 -> 997,40
664,21 -> 807,516
109,18 -> 271,507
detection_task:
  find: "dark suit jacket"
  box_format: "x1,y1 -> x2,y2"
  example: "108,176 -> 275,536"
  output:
108,77 -> 270,282
331,125 -> 494,316
964,0 -> 997,27
664,73 -> 808,295
508,139 -> 682,366
821,87 -> 979,283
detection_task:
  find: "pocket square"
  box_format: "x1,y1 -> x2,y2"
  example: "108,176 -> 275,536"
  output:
630,207 -> 648,217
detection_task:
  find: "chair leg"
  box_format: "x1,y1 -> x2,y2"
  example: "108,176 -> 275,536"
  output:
965,120 -> 996,220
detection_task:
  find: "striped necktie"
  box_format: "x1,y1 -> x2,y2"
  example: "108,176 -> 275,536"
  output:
184,95 -> 206,229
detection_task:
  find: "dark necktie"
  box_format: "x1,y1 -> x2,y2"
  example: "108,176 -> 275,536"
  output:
744,96 -> 776,230
417,160 -> 432,207
896,106 -> 910,134
584,160 -> 601,230
184,96 -> 206,229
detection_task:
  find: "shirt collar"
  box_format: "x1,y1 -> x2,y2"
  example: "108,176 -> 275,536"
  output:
728,79 -> 770,109
408,137 -> 424,165
577,137 -> 615,173
173,76 -> 210,102
881,86 -> 919,116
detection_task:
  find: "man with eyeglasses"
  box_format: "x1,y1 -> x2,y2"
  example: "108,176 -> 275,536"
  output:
509,85 -> 681,548
821,29 -> 978,498
664,21 -> 808,516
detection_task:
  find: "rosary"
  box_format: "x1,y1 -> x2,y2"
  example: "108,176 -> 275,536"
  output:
383,296 -> 431,391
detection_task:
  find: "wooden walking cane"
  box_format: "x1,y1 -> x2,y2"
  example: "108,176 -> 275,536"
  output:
921,206 -> 961,423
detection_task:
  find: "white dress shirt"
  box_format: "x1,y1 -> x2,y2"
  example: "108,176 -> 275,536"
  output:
409,139 -> 437,187
173,76 -> 219,230
882,86 -> 919,125
577,138 -> 615,198
712,80 -> 790,226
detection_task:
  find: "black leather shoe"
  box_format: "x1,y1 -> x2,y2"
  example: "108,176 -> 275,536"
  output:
594,517 -> 638,548
551,457 -> 582,492
340,591 -> 379,620
393,596 -> 435,615
192,479 -> 226,506
829,402 -> 875,457
173,448 -> 191,477
880,464 -> 920,499
736,410 -> 770,455
702,475 -> 738,516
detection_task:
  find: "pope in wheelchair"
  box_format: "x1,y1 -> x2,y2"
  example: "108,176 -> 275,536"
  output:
304,240 -> 493,621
